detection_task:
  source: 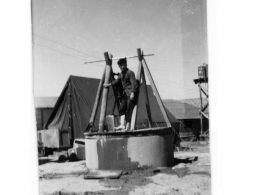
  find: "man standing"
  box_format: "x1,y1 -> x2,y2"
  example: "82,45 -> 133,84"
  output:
104,58 -> 138,131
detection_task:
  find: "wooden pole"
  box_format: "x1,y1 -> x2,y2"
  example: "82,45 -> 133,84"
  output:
141,66 -> 153,127
142,58 -> 171,127
84,54 -> 154,64
130,48 -> 143,130
88,67 -> 106,131
98,52 -> 112,133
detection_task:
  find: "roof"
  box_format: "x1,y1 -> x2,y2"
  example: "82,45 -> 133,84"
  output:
163,99 -> 201,119
178,98 -> 207,108
34,97 -> 58,108
178,98 -> 209,115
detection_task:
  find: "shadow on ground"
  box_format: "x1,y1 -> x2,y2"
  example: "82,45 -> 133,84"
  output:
166,156 -> 211,178
173,156 -> 198,166
39,158 -> 52,165
38,157 -> 81,166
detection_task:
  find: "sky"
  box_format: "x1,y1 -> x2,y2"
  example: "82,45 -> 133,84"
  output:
32,0 -> 207,100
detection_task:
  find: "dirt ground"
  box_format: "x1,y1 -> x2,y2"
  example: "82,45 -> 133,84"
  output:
38,141 -> 211,195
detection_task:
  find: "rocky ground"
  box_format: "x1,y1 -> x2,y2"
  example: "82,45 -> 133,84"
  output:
38,141 -> 211,195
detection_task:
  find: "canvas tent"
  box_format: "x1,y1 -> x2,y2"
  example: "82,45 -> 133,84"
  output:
44,75 -> 180,145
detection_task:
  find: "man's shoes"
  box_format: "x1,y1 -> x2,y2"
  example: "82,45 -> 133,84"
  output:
125,122 -> 131,131
114,125 -> 126,130
114,115 -> 126,131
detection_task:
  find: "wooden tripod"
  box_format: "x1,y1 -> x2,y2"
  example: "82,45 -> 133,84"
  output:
87,48 -> 171,133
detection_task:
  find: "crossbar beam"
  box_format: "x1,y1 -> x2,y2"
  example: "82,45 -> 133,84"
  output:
84,54 -> 154,64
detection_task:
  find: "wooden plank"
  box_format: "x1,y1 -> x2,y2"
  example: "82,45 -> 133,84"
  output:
84,170 -> 123,179
142,58 -> 171,127
98,52 -> 112,133
200,111 -> 209,119
141,67 -> 152,127
89,67 -> 106,131
84,54 -> 154,64
85,126 -> 172,137
201,102 -> 208,112
199,84 -> 209,98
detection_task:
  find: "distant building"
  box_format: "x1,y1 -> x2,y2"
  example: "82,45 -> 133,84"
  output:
163,99 -> 209,139
34,97 -> 58,130
178,98 -> 209,113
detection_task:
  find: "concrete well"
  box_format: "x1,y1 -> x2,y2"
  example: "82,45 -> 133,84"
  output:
85,127 -> 174,170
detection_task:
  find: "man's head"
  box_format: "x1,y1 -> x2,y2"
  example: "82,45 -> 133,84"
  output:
117,58 -> 127,72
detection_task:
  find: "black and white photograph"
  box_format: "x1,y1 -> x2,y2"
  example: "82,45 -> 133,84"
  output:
32,0 -> 210,194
